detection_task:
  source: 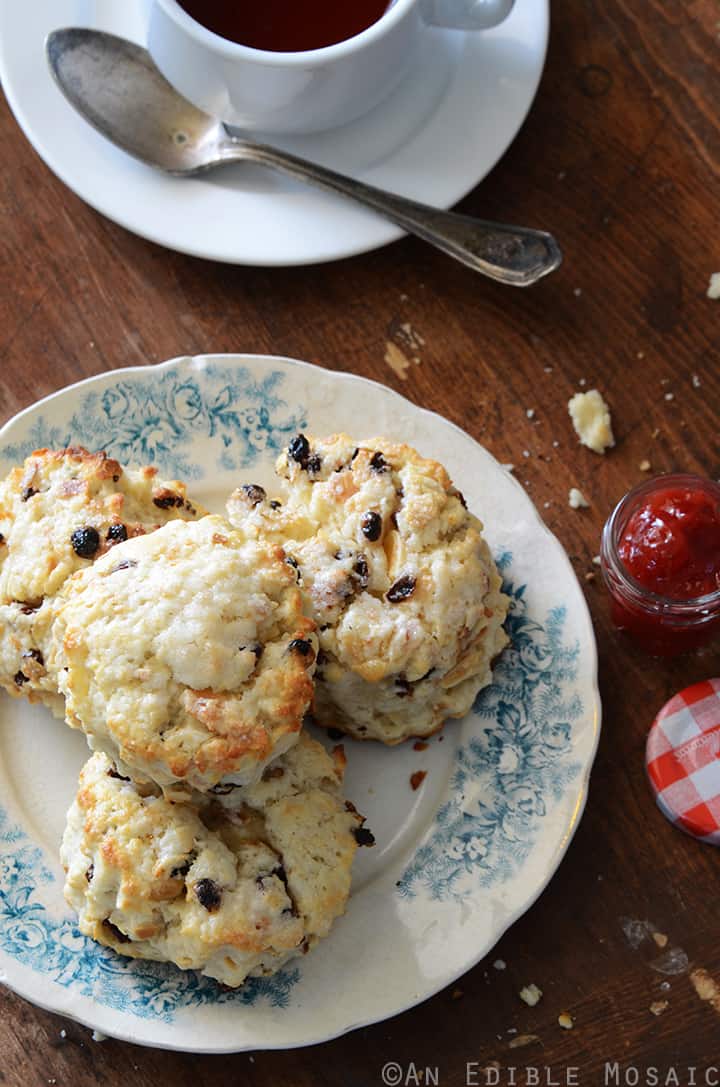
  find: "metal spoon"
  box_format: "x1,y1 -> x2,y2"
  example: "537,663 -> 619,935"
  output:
46,28 -> 562,284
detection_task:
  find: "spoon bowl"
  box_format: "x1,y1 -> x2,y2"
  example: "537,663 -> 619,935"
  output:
47,29 -> 224,173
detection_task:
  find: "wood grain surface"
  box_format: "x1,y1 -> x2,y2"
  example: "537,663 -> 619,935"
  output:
2,0 -> 720,1083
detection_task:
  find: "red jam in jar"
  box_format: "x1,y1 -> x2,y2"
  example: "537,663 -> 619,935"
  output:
601,474 -> 720,657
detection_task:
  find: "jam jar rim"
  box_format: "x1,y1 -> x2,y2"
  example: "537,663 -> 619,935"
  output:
601,471 -> 720,615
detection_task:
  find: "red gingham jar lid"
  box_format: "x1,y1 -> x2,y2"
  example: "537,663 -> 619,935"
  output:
646,678 -> 720,844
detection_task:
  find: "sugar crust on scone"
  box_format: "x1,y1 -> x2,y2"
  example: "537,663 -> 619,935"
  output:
0,446 -> 204,717
227,434 -> 509,743
61,735 -> 365,987
51,515 -> 318,794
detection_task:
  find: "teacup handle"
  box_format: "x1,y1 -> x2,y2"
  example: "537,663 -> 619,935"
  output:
420,0 -> 514,30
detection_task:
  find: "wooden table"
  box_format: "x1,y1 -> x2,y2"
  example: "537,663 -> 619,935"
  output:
2,1 -> 720,1083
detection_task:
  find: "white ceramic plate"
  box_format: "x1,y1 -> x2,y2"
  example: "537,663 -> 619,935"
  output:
0,0 -> 548,265
0,355 -> 600,1052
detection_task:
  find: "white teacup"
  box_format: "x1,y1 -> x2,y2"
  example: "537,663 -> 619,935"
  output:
147,0 -> 515,135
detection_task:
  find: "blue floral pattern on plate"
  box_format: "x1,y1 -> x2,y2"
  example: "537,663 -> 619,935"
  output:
398,554 -> 582,901
0,366 -> 306,481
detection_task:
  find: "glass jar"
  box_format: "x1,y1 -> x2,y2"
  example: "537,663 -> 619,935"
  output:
600,473 -> 720,657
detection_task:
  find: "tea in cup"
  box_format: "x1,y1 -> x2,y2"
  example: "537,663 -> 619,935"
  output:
147,0 -> 515,134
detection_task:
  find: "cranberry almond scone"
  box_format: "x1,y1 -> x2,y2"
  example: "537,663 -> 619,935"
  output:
227,434 -> 509,744
50,516 -> 318,797
61,734 -> 369,987
0,446 -> 205,717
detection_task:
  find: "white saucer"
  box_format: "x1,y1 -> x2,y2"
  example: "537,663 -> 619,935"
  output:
0,0 -> 548,266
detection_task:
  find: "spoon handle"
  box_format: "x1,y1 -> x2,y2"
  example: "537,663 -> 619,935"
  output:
222,139 -> 561,286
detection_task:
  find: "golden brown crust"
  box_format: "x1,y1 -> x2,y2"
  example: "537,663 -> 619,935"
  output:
228,432 -> 509,744
52,516 -> 318,795
61,738 -> 365,986
0,446 -> 206,715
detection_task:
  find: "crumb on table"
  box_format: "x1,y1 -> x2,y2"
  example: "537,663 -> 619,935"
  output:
509,1034 -> 541,1050
568,389 -> 615,454
569,487 -> 590,510
519,983 -> 543,1006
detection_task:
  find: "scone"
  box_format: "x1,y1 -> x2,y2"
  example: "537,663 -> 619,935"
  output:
226,434 -> 509,744
50,515 -> 318,795
0,446 -> 204,717
61,735 -> 370,987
